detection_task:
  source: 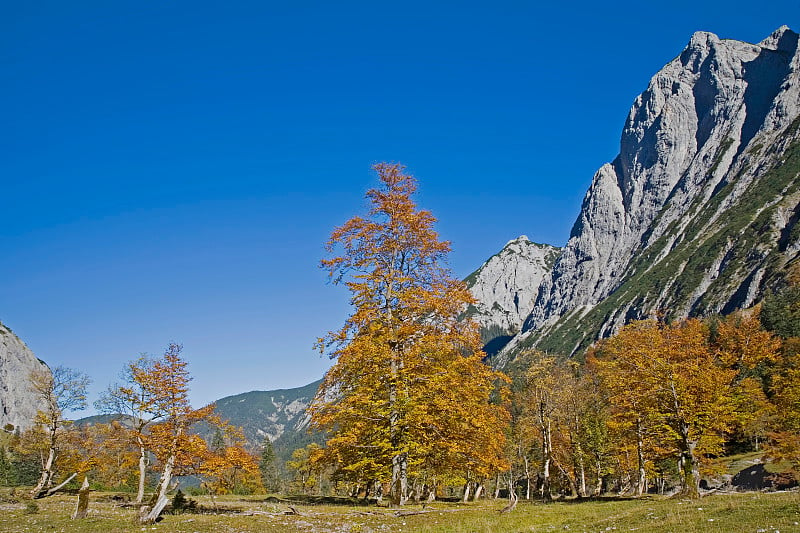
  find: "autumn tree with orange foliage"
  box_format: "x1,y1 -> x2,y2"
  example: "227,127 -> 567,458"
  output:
310,163 -> 509,505
132,343 -> 226,522
592,319 -> 736,498
96,355 -> 170,503
511,351 -> 609,500
712,308 -> 781,451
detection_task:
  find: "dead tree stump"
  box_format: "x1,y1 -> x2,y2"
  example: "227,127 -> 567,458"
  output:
71,477 -> 90,519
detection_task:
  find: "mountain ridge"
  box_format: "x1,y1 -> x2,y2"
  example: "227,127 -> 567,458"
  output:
491,25 -> 800,362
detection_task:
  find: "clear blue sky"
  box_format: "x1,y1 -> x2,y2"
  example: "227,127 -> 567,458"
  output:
2,1 -> 796,413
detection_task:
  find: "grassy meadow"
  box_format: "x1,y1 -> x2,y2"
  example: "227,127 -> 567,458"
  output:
0,489 -> 798,533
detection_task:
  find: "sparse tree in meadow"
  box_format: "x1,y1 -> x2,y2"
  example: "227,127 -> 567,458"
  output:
134,343 -> 217,523
200,441 -> 262,496
95,355 -> 169,503
28,365 -> 90,498
310,163 -> 509,505
288,443 -> 322,495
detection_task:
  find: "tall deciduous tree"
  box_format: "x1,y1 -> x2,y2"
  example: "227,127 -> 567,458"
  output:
767,339 -> 800,477
29,366 -> 90,498
310,163 -> 509,505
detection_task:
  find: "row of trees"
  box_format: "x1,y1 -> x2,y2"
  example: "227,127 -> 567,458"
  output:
286,307 -> 800,502
503,308 -> 798,501
1,344 -> 262,522
297,163 -> 800,503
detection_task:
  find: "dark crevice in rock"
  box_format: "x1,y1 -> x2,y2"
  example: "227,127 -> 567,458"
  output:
737,34 -> 796,158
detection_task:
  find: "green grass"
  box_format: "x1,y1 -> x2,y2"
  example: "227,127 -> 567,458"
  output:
0,489 -> 798,532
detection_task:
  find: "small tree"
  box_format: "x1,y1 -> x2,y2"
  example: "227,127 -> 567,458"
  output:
137,343 -> 218,523
200,443 -> 262,496
95,355 -> 169,503
259,438 -> 280,493
29,366 -> 90,498
287,443 -> 321,495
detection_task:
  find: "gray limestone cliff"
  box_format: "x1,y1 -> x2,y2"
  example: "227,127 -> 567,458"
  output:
464,236 -> 559,354
0,322 -> 49,431
497,26 -> 800,361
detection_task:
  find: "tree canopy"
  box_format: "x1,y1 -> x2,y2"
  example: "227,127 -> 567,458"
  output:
310,163 -> 509,505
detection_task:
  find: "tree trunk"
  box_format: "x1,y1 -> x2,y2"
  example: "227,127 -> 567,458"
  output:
594,457 -> 603,496
554,459 -> 577,498
679,429 -> 701,498
31,445 -> 56,498
136,436 -> 148,504
461,481 -> 472,502
139,494 -> 170,525
388,332 -> 408,506
540,417 -> 552,501
144,429 -> 181,523
472,482 -> 484,501
45,472 -> 77,497
31,423 -> 58,499
635,418 -> 647,496
523,455 -> 531,500
391,451 -> 408,506
426,490 -> 436,503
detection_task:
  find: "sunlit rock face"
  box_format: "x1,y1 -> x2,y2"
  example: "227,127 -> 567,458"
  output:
464,236 -> 559,354
0,323 -> 49,431
492,27 -> 800,361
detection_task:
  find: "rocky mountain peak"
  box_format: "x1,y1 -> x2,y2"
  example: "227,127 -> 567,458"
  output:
465,237 -> 560,354
760,25 -> 797,51
494,26 -> 800,360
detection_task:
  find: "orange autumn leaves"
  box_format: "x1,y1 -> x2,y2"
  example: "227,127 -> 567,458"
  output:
58,344 -> 260,496
588,312 -> 781,497
310,164 -> 509,504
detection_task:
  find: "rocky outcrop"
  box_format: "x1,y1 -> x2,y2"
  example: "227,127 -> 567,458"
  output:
498,26 -> 800,361
0,322 -> 49,431
464,236 -> 559,354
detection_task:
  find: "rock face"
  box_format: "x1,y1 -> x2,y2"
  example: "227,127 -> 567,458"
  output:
498,26 -> 800,361
0,322 -> 49,431
464,236 -> 559,354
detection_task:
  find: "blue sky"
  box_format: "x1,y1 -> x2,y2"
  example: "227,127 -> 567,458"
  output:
2,1 -> 796,413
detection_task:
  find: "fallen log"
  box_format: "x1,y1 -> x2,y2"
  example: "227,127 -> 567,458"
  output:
33,472 -> 78,499
395,509 -> 431,517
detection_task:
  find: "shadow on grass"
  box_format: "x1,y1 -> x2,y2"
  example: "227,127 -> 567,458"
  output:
514,495 -> 648,506
258,494 -> 467,506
